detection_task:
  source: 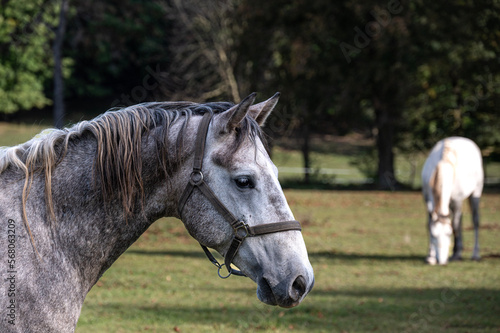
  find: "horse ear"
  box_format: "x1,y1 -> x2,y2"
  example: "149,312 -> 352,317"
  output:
249,92 -> 280,126
224,93 -> 257,132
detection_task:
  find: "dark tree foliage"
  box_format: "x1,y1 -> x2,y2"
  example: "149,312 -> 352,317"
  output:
0,0 -> 56,114
236,0 -> 500,187
1,0 -> 499,187
401,1 -> 500,153
63,0 -> 172,105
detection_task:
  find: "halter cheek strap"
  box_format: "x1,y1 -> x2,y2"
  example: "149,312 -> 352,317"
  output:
178,112 -> 302,278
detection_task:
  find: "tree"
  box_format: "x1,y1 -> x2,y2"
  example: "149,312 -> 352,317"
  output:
0,0 -> 56,114
159,0 -> 242,102
236,0 -> 344,183
326,0 -> 417,189
400,0 -> 500,154
237,0 -> 500,188
64,0 -> 172,106
236,1 -> 419,187
53,0 -> 68,128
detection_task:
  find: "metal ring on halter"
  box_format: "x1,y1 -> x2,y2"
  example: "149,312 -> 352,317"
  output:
217,264 -> 232,279
189,170 -> 204,186
234,222 -> 249,239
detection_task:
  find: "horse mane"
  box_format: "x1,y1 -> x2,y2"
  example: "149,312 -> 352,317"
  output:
429,161 -> 442,217
429,139 -> 457,219
0,101 -> 265,235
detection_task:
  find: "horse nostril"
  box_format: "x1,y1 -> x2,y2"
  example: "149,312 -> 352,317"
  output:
290,275 -> 307,302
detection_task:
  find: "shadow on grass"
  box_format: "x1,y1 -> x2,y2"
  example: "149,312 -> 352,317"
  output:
309,251 -> 425,262
128,249 -> 500,263
311,251 -> 500,264
77,287 -> 500,332
127,249 -> 425,263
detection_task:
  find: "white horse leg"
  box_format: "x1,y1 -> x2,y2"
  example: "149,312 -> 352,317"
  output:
469,196 -> 481,261
426,213 -> 437,265
450,200 -> 463,261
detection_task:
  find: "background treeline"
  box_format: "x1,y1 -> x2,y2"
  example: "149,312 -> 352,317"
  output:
1,0 -> 499,188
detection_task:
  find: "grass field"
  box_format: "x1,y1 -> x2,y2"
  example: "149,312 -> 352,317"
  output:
1,122 -> 499,332
74,191 -> 500,333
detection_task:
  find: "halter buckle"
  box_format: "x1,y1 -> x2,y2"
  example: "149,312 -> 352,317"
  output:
234,222 -> 249,240
190,170 -> 204,186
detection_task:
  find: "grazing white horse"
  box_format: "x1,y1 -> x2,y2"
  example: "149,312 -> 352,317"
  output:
421,137 -> 483,265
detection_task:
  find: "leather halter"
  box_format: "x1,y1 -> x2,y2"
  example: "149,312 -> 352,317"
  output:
178,112 -> 302,278
432,212 -> 451,223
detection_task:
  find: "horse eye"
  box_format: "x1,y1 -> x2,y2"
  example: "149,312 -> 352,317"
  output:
234,176 -> 254,189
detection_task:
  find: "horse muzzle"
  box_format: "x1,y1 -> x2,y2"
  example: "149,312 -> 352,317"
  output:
257,272 -> 314,308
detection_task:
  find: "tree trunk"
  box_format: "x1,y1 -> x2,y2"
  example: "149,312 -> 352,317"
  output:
302,121 -> 310,184
374,101 -> 397,190
53,0 -> 68,129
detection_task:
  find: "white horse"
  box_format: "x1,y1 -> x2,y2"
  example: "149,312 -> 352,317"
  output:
421,136 -> 483,265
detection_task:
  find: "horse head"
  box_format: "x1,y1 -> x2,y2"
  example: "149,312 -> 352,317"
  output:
178,93 -> 314,308
429,212 -> 453,265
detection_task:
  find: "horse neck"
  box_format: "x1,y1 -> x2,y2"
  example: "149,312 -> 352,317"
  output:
442,140 -> 458,167
35,120 -> 197,290
431,160 -> 454,216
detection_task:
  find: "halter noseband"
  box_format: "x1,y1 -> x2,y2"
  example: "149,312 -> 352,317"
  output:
178,112 -> 302,278
432,212 -> 451,224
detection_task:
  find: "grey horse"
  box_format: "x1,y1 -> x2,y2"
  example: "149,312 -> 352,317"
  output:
0,93 -> 314,332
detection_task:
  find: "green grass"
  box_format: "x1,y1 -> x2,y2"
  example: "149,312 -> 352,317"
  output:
0,122 -> 48,147
76,191 -> 500,332
0,122 -> 499,332
273,146 -> 368,184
